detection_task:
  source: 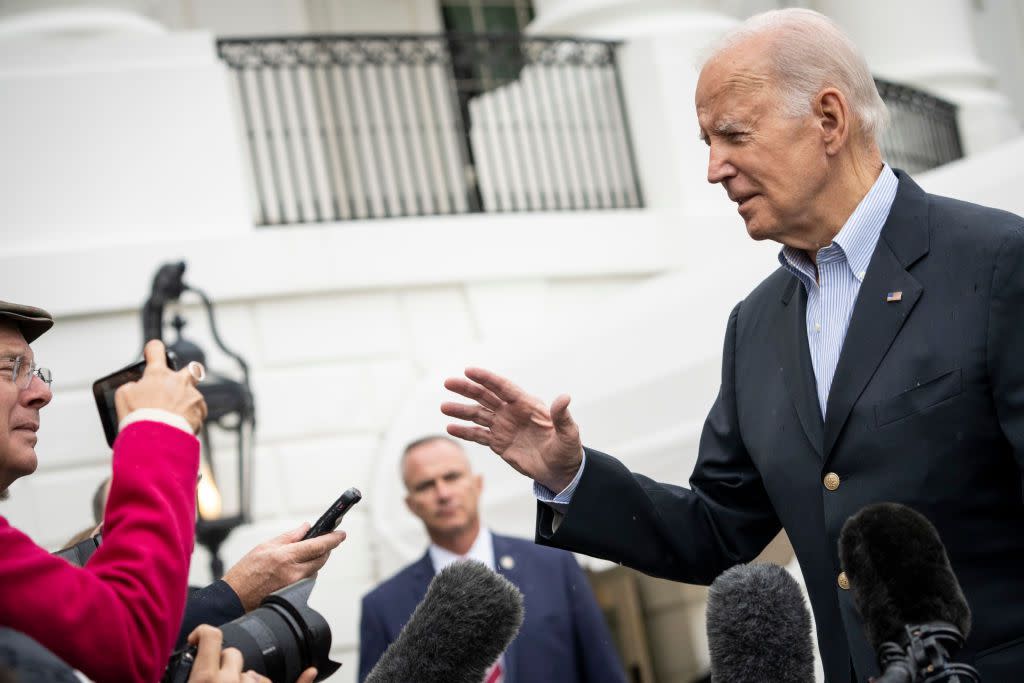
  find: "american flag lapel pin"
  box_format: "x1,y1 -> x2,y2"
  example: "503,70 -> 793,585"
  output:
886,291 -> 903,302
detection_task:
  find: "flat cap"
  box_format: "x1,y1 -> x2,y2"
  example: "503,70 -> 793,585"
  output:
0,300 -> 54,343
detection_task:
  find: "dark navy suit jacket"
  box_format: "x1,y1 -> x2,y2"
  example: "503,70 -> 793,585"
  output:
537,172 -> 1024,683
175,581 -> 245,648
358,533 -> 627,682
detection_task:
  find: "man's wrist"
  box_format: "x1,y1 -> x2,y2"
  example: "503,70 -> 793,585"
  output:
118,408 -> 193,436
221,569 -> 256,612
535,450 -> 587,506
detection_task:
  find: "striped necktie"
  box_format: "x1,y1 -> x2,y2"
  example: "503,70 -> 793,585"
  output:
484,660 -> 504,683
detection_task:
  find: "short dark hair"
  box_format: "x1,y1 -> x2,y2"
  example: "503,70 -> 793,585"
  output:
402,434 -> 461,459
399,435 -> 464,483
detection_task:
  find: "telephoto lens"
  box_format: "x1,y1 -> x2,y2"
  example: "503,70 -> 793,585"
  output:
164,578 -> 340,683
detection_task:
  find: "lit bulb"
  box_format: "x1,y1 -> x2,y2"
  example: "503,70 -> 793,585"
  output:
197,462 -> 222,520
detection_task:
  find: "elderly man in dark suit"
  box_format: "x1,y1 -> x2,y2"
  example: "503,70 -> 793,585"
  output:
442,8 -> 1024,683
358,436 -> 626,683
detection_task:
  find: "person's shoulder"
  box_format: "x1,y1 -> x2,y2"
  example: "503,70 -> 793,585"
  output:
494,532 -> 546,553
494,533 -> 579,568
926,191 -> 1024,245
745,267 -> 794,302
361,555 -> 430,606
725,266 -> 794,333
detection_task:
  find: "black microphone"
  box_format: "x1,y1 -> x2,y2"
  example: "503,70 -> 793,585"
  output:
705,563 -> 816,683
364,560 -> 525,683
839,502 -> 979,682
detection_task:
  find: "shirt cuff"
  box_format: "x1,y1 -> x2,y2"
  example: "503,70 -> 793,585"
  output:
533,450 -> 587,515
118,408 -> 194,437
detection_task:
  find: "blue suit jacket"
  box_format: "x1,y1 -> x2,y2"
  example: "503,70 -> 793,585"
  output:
358,533 -> 627,682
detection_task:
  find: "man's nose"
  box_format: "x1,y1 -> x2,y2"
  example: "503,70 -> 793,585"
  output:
707,143 -> 736,185
20,374 -> 52,409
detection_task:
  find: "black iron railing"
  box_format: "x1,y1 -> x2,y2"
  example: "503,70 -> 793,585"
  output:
217,34 -> 644,226
875,78 -> 963,174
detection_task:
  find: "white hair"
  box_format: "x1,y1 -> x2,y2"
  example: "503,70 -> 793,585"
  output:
704,8 -> 889,141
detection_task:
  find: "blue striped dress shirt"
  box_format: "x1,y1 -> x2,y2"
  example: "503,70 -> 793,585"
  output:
536,164 -> 900,507
778,164 -> 898,417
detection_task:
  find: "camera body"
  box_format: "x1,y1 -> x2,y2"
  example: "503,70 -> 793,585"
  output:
164,578 -> 340,683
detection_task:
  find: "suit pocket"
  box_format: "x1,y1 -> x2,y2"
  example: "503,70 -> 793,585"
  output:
874,368 -> 963,427
974,634 -> 1024,680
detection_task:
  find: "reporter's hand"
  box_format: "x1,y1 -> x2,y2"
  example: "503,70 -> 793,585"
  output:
442,367 -> 583,493
114,339 -> 208,433
185,624 -> 269,683
223,524 -> 346,612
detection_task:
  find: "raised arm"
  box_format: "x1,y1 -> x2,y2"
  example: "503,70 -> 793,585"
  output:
442,367 -> 583,493
0,340 -> 205,682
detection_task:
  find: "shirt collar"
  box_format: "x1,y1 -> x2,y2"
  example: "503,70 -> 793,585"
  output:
429,527 -> 494,574
778,164 -> 898,284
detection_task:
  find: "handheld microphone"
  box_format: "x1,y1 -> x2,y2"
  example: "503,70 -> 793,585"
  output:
839,502 -> 980,682
364,560 -> 524,683
705,563 -> 815,683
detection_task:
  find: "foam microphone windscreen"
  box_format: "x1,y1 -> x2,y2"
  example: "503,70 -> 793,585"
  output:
364,560 -> 524,683
706,563 -> 815,683
838,502 -> 971,650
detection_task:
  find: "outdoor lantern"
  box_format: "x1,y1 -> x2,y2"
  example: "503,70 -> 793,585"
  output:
141,262 -> 255,580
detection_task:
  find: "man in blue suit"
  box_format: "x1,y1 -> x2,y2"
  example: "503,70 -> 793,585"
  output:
358,436 -> 626,683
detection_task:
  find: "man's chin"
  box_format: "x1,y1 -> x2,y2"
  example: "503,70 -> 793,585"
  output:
9,449 -> 38,480
745,226 -> 769,241
430,518 -> 471,537
433,520 -> 465,534
743,219 -> 777,243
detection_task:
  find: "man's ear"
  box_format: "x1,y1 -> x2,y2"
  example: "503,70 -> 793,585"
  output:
816,88 -> 851,155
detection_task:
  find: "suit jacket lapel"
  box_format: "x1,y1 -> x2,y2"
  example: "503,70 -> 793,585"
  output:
492,535 -> 519,683
823,171 -> 929,460
407,552 -> 434,611
775,277 -> 825,458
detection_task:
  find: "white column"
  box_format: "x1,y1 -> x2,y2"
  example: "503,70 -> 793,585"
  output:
0,16 -> 252,251
0,1 -> 165,38
821,0 -> 1020,156
527,0 -> 742,218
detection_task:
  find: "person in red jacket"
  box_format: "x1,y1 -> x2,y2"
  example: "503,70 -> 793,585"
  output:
0,299 -> 208,682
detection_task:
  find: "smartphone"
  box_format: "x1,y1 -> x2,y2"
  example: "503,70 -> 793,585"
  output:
303,487 -> 361,540
92,351 -> 178,447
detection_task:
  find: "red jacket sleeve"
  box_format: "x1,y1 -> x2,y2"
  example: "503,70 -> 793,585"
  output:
0,421 -> 199,682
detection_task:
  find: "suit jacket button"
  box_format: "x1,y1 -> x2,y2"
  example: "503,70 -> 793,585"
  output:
838,571 -> 850,590
823,472 -> 841,491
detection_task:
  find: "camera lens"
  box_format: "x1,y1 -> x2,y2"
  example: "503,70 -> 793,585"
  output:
164,578 -> 340,683
222,579 -> 338,681
219,605 -> 305,680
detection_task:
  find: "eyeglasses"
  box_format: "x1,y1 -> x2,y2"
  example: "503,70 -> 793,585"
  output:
0,356 -> 53,390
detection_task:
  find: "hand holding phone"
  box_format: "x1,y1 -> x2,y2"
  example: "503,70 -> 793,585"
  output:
303,488 -> 361,540
93,340 -> 206,446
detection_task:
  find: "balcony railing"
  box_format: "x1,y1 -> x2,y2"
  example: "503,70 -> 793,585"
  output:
875,78 -> 963,174
217,34 -> 644,226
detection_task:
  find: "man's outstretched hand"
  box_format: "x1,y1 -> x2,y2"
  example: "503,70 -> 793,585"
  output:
223,523 -> 345,612
442,367 -> 583,493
